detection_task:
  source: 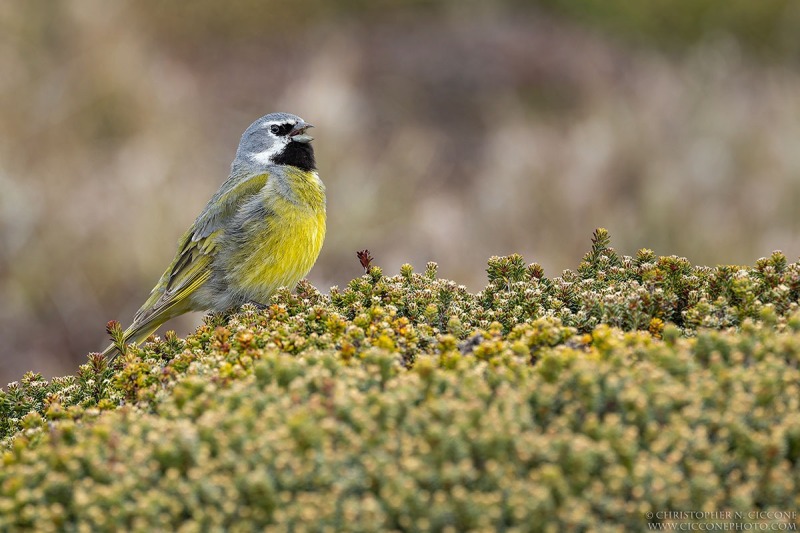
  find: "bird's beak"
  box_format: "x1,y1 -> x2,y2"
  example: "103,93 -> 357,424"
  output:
289,121 -> 314,143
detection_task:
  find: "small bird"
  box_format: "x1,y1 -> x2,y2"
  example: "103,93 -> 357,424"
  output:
102,112 -> 326,360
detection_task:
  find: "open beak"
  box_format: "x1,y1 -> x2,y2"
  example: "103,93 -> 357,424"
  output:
289,121 -> 314,143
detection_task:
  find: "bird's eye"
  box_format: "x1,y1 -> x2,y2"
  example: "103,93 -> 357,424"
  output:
269,125 -> 280,134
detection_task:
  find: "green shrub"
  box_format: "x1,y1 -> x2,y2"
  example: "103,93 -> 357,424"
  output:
1,230 -> 799,530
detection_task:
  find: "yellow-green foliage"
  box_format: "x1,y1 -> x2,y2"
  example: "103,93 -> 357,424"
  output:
2,230 -> 800,530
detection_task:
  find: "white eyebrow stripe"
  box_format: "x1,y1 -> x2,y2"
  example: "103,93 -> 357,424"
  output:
267,121 -> 296,128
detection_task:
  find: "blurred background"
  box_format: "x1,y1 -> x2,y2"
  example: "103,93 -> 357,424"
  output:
2,0 -> 800,383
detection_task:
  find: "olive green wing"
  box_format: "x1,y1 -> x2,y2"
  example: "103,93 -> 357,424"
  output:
126,229 -> 219,336
122,171 -> 271,345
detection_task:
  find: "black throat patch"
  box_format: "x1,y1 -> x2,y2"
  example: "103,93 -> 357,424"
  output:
273,141 -> 316,172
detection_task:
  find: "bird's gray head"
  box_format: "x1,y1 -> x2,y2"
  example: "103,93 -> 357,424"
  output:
233,112 -> 316,172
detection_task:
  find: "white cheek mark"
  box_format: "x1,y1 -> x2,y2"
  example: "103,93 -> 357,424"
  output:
250,140 -> 287,165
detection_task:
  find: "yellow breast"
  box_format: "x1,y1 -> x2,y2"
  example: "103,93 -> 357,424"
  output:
229,168 -> 326,300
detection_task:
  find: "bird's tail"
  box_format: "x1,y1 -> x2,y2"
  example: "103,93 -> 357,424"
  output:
101,276 -> 200,361
101,320 -> 164,362
100,342 -> 118,361
101,297 -> 193,361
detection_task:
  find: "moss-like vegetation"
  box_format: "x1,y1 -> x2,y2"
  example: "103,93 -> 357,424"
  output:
2,229 -> 799,531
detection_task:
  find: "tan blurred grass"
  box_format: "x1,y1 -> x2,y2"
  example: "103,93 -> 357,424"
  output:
2,1 -> 800,382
